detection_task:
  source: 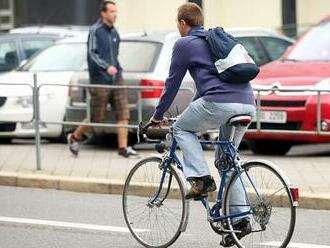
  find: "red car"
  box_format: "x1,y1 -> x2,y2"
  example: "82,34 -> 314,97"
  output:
246,15 -> 330,155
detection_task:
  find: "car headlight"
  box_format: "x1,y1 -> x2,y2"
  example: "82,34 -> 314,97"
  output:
15,94 -> 53,108
15,96 -> 33,108
315,78 -> 330,90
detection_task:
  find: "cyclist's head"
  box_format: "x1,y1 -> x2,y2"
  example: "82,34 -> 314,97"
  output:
177,3 -> 204,37
100,1 -> 118,26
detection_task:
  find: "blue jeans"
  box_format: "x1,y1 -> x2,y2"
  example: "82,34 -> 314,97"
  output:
173,98 -> 256,218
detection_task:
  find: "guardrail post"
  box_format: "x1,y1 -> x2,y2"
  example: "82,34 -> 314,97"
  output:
86,89 -> 91,122
33,73 -> 42,170
317,90 -> 321,134
137,91 -> 142,124
256,90 -> 261,132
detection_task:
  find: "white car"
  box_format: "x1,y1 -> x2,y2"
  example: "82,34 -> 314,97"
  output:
0,41 -> 86,141
10,25 -> 90,38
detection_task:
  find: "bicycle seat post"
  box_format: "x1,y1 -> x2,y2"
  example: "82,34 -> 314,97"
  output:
228,115 -> 253,147
229,125 -> 236,144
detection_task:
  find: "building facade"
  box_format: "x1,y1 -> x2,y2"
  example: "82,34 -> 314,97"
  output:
0,0 -> 329,37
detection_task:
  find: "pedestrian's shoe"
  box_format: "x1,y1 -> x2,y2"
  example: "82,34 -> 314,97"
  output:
67,133 -> 80,156
118,146 -> 138,158
220,218 -> 252,247
185,176 -> 217,200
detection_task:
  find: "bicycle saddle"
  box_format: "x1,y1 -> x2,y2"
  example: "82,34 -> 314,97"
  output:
229,115 -> 252,127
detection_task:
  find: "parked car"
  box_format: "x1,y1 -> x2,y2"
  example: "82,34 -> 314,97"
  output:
0,33 -> 60,74
0,42 -> 86,141
10,25 -> 89,38
66,28 -> 294,136
0,27 -> 293,141
246,15 -> 330,155
225,27 -> 294,66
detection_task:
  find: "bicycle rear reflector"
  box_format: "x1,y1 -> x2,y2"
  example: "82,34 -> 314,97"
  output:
290,187 -> 299,206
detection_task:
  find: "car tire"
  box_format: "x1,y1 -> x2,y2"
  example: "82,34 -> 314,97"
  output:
248,140 -> 292,155
48,118 -> 74,143
0,138 -> 12,144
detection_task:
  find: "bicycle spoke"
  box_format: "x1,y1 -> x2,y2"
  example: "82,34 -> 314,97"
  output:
123,157 -> 186,247
224,161 -> 296,248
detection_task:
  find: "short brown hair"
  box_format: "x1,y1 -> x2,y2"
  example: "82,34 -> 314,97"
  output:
177,3 -> 204,27
100,1 -> 116,12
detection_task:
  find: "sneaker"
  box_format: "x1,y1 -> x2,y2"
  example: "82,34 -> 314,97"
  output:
67,133 -> 80,156
185,176 -> 217,200
118,146 -> 138,158
220,218 -> 252,247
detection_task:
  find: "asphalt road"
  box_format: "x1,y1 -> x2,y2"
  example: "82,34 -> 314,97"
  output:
0,186 -> 330,248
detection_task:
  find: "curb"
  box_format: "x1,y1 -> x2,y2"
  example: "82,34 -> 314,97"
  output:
1,171 -> 330,210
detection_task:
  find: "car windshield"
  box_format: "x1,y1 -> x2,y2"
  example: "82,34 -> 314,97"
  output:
119,41 -> 161,72
287,20 -> 330,61
19,43 -> 86,72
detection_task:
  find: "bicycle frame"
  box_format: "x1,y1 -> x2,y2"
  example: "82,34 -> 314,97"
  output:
149,132 -> 260,224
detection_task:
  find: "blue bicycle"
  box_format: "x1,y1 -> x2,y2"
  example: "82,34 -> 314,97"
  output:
122,115 -> 298,248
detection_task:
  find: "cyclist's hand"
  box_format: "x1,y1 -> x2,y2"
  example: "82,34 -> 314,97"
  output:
149,116 -> 168,127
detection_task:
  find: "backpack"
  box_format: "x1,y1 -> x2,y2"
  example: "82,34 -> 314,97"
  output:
194,27 -> 260,84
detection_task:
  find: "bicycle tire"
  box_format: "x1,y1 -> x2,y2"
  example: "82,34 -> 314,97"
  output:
223,160 -> 296,248
122,156 -> 187,248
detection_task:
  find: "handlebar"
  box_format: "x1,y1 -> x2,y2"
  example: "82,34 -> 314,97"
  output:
137,118 -> 177,143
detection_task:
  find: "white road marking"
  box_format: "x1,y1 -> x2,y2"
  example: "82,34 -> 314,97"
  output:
261,241 -> 330,248
0,216 -> 149,233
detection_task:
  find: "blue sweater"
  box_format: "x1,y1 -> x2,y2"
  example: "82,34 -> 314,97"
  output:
153,26 -> 255,120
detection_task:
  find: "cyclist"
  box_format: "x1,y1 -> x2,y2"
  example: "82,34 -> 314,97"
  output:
150,3 -> 256,245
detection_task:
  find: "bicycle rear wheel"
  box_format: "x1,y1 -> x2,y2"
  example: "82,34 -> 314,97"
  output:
122,157 -> 187,248
223,160 -> 296,248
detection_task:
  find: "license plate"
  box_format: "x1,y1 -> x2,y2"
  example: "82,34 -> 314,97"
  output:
254,111 -> 287,123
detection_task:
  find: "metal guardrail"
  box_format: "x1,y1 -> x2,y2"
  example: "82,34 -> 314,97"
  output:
1,73 -> 330,170
33,75 -> 193,170
37,83 -> 195,129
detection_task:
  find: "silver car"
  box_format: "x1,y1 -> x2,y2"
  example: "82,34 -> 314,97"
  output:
65,28 -> 294,135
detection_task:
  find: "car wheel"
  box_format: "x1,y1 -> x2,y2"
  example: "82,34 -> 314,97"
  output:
248,140 -> 292,155
48,118 -> 74,144
0,138 -> 12,144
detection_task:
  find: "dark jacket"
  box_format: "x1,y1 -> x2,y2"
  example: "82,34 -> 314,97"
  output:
153,26 -> 255,120
87,19 -> 122,84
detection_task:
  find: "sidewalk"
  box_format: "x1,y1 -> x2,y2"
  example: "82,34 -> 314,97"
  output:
0,141 -> 330,210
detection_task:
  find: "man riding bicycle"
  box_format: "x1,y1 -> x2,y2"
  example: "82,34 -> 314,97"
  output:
150,3 -> 256,245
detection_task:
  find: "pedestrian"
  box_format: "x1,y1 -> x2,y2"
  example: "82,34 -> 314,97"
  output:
67,0 -> 137,158
149,3 -> 256,246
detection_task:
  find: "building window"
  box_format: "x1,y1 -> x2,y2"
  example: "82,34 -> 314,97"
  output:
188,0 -> 203,8
0,0 -> 14,31
0,0 -> 10,10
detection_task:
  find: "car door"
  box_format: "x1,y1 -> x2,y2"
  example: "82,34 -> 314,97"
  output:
258,36 -> 293,61
0,39 -> 20,73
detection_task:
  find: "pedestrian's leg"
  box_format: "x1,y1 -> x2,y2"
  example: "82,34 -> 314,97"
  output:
72,121 -> 91,140
111,81 -> 137,157
117,119 -> 128,149
67,88 -> 109,156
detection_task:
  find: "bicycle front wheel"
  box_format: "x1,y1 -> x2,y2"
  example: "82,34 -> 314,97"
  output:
122,157 -> 187,248
223,160 -> 296,248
